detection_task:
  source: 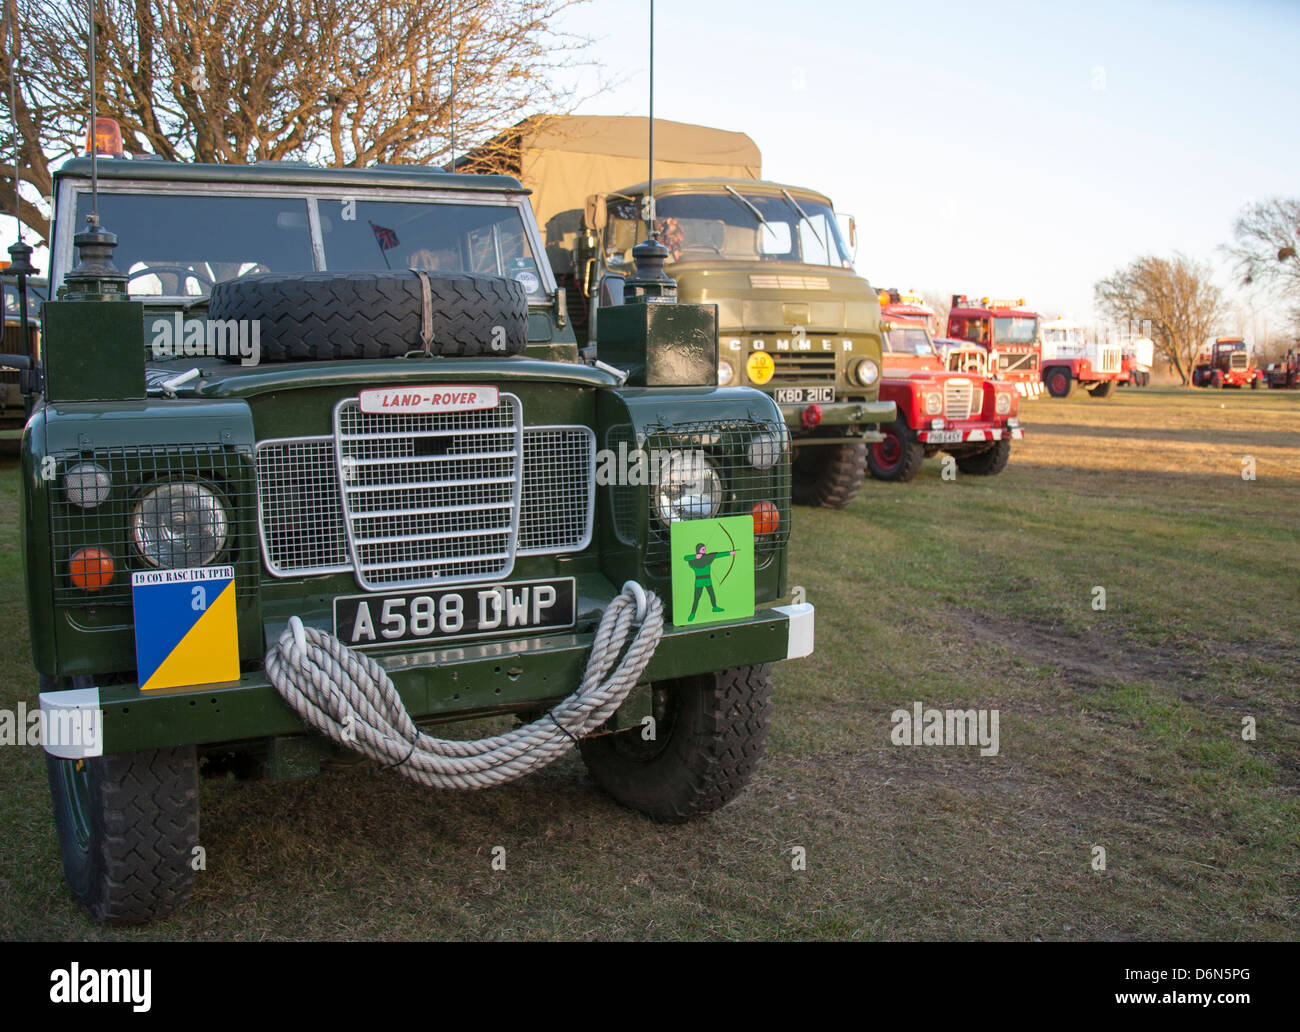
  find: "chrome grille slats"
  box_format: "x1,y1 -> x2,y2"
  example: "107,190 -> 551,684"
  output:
334,395 -> 522,590
943,378 -> 978,420
255,409 -> 594,582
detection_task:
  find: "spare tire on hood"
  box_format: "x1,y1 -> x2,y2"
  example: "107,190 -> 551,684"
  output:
206,270 -> 529,362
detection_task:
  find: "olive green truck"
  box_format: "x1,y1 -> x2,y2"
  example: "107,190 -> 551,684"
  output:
465,116 -> 895,508
15,153 -> 814,924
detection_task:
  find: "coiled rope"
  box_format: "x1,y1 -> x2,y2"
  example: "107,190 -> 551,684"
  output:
264,582 -> 663,789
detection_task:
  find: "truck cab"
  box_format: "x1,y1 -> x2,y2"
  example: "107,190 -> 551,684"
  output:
947,295 -> 1042,399
1193,337 -> 1261,388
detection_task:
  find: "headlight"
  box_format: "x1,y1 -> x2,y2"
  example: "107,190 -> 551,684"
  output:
995,391 -> 1012,415
64,462 -> 112,509
747,432 -> 782,469
132,482 -> 230,568
854,358 -> 880,386
923,392 -> 943,416
718,359 -> 735,386
653,453 -> 723,524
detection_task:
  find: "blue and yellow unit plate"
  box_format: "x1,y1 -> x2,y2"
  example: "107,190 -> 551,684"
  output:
131,565 -> 239,692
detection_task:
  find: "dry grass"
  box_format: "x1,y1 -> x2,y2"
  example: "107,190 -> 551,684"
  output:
0,384 -> 1297,940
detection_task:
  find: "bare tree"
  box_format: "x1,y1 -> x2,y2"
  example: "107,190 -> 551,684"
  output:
1225,197 -> 1300,324
0,0 -> 601,245
1094,255 -> 1225,385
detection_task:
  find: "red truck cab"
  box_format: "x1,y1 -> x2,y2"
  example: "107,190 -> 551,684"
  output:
869,298 -> 1024,482
1192,338 -> 1263,388
947,295 -> 1043,399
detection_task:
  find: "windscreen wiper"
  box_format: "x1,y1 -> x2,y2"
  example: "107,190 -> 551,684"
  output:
780,188 -> 827,256
724,185 -> 768,225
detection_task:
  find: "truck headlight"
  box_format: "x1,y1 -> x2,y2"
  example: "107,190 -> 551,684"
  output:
923,392 -> 943,416
653,454 -> 723,524
132,482 -> 230,568
853,358 -> 880,387
64,462 -> 112,509
718,359 -> 735,386
995,391 -> 1012,415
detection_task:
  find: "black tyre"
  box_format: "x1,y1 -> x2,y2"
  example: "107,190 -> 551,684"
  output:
791,441 -> 867,508
1210,370 -> 1224,388
1045,367 -> 1073,397
1090,379 -> 1116,398
955,437 -> 1011,476
1250,376 -> 1260,390
866,417 -> 924,482
46,746 -> 199,925
207,271 -> 529,362
579,665 -> 773,822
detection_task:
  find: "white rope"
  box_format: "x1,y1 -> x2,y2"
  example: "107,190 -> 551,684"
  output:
264,583 -> 664,790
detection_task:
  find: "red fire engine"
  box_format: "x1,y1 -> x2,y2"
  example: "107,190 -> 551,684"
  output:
947,295 -> 1043,399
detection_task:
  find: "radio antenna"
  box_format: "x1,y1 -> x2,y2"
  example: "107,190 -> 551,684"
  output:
449,45 -> 457,169
646,0 -> 655,240
86,0 -> 99,226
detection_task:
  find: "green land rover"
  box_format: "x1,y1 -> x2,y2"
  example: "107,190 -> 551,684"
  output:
19,152 -> 813,924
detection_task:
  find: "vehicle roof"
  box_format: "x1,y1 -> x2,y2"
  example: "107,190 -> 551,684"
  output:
950,305 -> 1039,318
609,177 -> 834,207
54,156 -> 527,194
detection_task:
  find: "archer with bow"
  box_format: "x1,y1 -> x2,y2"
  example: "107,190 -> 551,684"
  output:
683,524 -> 739,622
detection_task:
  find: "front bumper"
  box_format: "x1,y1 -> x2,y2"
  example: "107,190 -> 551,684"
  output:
780,398 -> 895,438
39,593 -> 815,758
917,424 -> 1024,445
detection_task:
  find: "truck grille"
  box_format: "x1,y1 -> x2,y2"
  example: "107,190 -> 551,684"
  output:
1000,350 -> 1039,374
1230,351 -> 1248,371
1099,345 -> 1122,374
256,409 -> 594,585
944,379 -> 979,420
771,352 -> 836,385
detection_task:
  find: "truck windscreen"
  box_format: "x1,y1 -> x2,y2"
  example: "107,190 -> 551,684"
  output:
994,317 -> 1039,345
607,192 -> 853,268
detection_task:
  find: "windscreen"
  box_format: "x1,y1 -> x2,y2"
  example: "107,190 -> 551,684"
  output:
885,327 -> 936,355
318,199 -> 546,298
73,191 -> 316,297
606,190 -> 853,268
994,316 -> 1040,345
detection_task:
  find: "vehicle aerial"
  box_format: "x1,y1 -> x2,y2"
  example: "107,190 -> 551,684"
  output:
17,123 -> 813,924
946,295 -> 1043,399
1,275 -> 46,434
867,295 -> 1023,481
468,116 -> 895,509
1121,336 -> 1154,387
1038,316 -> 1128,398
1262,346 -> 1299,389
1191,337 -> 1262,388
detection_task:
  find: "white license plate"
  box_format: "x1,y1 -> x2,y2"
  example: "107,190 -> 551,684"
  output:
928,430 -> 964,443
333,577 -> 576,649
775,387 -> 835,404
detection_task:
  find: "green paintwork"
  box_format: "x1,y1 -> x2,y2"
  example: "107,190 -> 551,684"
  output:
595,300 -> 718,386
42,301 -> 146,402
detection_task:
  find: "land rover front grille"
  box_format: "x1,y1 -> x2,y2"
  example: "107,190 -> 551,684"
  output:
771,352 -> 836,385
944,379 -> 979,420
255,404 -> 594,585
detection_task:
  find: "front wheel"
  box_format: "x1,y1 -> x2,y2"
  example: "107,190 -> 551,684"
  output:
47,746 -> 200,925
1090,380 -> 1116,398
791,441 -> 867,508
866,418 -> 925,482
579,665 -> 773,822
954,437 -> 1011,476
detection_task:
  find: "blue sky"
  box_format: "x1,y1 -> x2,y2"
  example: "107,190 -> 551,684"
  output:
555,0 -> 1300,331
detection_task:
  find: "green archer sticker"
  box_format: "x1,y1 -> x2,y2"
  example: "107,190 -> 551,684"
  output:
669,514 -> 755,627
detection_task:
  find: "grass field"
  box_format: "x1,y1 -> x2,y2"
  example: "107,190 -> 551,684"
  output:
1,385 -> 1297,940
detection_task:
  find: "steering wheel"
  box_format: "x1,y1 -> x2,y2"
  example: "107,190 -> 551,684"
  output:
127,265 -> 216,295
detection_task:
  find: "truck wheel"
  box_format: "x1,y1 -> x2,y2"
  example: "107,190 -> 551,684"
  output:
1210,370 -> 1223,388
579,665 -> 773,822
1090,380 -> 1115,398
866,418 -> 924,482
207,271 -> 529,362
1251,376 -> 1259,390
955,437 -> 1011,476
791,442 -> 867,508
1045,368 -> 1073,397
46,746 -> 199,925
